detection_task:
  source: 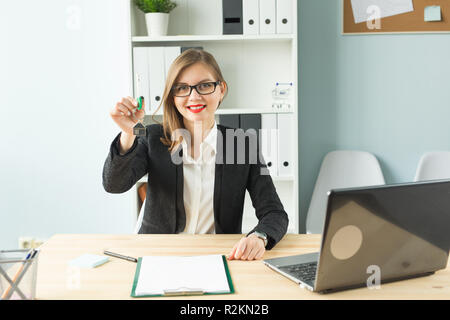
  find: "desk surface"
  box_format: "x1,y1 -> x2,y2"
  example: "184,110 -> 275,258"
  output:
36,234 -> 450,300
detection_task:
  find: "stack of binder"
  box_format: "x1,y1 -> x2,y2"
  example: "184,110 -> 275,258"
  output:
219,113 -> 293,177
133,47 -> 180,113
228,0 -> 293,35
133,46 -> 204,113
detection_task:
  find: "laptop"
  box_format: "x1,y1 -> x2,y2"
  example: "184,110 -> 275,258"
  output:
264,180 -> 450,293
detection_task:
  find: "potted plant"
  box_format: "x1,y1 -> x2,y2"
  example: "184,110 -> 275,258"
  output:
134,0 -> 177,36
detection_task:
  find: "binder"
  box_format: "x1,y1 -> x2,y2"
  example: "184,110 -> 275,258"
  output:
219,114 -> 240,129
164,46 -> 181,76
277,113 -> 293,176
259,0 -> 276,34
223,0 -> 243,34
239,114 -> 261,132
243,0 -> 259,35
261,113 -> 278,176
131,255 -> 234,297
148,47 -> 165,113
276,0 -> 293,34
239,114 -> 261,165
133,47 -> 150,113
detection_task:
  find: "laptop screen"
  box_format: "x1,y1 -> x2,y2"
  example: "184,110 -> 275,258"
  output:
314,180 -> 450,292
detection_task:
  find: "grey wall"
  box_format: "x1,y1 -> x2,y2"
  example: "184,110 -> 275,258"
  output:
298,0 -> 450,232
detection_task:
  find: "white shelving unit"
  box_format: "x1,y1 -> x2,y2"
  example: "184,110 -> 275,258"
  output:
127,0 -> 298,234
132,34 -> 294,43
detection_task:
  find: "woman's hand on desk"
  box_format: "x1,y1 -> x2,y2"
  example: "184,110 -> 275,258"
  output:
227,234 -> 266,261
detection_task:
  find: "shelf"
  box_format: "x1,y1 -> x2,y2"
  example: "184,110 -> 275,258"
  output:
132,34 -> 294,44
150,108 -> 294,116
216,108 -> 294,115
129,0 -> 298,233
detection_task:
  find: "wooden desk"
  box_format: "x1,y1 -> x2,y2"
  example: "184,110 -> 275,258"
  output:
36,234 -> 450,300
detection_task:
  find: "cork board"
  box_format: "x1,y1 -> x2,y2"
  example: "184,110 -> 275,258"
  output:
343,0 -> 450,34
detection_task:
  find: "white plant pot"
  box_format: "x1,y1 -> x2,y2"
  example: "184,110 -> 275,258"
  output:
145,12 -> 169,37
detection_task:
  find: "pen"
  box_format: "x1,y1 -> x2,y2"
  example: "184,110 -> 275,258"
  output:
103,250 -> 137,263
1,249 -> 35,299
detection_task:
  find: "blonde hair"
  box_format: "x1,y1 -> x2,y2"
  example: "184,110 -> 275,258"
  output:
152,49 -> 228,152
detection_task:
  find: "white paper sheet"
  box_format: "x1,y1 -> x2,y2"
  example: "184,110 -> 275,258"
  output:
350,0 -> 414,24
135,255 -> 231,296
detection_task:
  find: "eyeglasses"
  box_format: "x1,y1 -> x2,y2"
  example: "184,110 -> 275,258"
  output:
172,81 -> 221,97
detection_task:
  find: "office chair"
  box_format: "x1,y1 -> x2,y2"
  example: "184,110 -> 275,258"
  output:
134,200 -> 145,234
414,151 -> 450,182
134,184 -> 147,234
306,150 -> 385,234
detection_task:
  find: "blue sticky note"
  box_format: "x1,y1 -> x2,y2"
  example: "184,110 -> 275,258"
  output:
425,6 -> 441,22
69,254 -> 109,268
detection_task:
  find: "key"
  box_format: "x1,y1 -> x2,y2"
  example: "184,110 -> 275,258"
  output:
133,96 -> 146,137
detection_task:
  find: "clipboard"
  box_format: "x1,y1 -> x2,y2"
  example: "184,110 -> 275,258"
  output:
130,255 -> 235,298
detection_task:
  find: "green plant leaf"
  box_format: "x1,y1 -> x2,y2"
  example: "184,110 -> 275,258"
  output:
134,0 -> 177,14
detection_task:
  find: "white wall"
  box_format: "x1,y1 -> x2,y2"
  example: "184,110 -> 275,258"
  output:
0,0 -> 136,248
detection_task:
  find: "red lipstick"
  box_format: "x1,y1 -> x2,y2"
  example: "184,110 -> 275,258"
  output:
186,104 -> 206,113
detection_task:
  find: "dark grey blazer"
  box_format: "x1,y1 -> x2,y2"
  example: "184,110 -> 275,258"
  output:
102,124 -> 288,250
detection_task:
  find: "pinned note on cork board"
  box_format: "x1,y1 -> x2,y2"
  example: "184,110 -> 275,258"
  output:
343,0 -> 450,34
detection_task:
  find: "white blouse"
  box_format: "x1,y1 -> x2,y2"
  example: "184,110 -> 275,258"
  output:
180,122 -> 217,234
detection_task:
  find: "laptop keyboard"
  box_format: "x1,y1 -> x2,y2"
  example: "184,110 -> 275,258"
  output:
279,262 -> 318,286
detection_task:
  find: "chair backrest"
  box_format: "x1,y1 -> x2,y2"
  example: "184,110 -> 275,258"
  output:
414,151 -> 450,182
306,150 -> 385,234
134,199 -> 145,234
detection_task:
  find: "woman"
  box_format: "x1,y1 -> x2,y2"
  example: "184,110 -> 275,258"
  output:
103,49 -> 288,261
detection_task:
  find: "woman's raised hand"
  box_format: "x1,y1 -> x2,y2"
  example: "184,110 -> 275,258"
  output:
110,96 -> 145,136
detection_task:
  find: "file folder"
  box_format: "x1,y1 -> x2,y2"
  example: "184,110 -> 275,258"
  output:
260,0 -> 276,34
277,113 -> 293,176
133,47 -> 150,113
261,113 -> 278,176
148,47 -> 165,112
131,255 -> 234,297
219,114 -> 240,129
164,46 -> 181,76
239,114 -> 261,132
239,114 -> 261,165
243,0 -> 259,35
276,0 -> 293,34
223,0 -> 243,34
